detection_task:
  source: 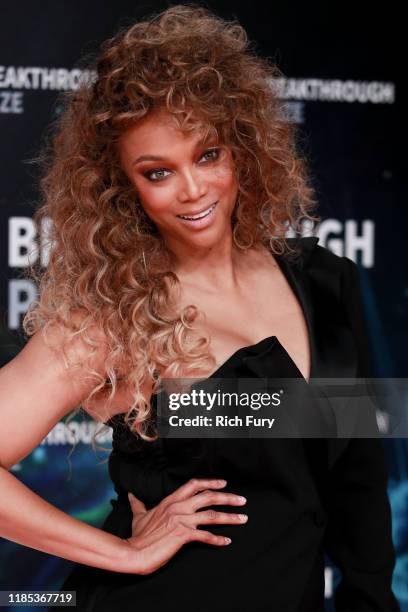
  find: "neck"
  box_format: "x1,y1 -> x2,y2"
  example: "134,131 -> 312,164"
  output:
168,234 -> 264,293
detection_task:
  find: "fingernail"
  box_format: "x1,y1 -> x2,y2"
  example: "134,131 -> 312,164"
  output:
224,537 -> 232,544
238,496 -> 247,503
218,479 -> 227,486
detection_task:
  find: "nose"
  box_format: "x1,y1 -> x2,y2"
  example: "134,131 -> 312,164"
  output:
178,167 -> 208,202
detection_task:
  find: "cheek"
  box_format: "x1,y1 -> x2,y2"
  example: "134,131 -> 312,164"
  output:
212,162 -> 237,189
136,185 -> 176,216
215,165 -> 239,198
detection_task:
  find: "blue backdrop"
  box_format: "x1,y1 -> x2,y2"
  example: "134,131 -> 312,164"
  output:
0,2 -> 405,610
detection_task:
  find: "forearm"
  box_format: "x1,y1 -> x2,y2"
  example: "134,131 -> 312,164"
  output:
0,466 -> 134,573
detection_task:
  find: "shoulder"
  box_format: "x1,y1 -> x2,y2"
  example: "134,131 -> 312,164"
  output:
282,237 -> 363,313
285,237 -> 372,375
285,236 -> 357,287
36,308 -> 110,378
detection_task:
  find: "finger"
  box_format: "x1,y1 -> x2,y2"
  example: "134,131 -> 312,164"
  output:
188,509 -> 248,527
188,490 -> 247,512
187,528 -> 232,547
128,492 -> 146,513
166,492 -> 246,519
162,478 -> 228,505
129,527 -> 230,576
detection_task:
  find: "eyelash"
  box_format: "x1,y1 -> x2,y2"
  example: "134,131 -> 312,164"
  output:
143,148 -> 221,182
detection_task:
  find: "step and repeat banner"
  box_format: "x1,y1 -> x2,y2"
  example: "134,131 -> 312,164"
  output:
0,2 -> 405,610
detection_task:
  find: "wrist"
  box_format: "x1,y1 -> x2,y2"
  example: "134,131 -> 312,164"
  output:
114,537 -> 144,575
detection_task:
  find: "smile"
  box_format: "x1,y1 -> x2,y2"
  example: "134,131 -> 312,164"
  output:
177,202 -> 217,221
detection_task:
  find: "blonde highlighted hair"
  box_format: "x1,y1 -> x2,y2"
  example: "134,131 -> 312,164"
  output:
23,4 -> 318,449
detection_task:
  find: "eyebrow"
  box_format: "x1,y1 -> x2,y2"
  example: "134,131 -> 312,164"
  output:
132,154 -> 166,165
131,135 -> 218,166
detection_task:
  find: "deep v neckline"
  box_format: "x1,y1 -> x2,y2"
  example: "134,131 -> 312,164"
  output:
104,244 -> 315,427
197,248 -> 314,384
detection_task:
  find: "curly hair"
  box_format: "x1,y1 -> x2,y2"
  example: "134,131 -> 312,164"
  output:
22,3 -> 318,449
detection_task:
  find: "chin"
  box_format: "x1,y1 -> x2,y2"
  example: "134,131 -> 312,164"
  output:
187,224 -> 231,247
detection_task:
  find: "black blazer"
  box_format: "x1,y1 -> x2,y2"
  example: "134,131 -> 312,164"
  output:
281,237 -> 399,610
57,237 -> 400,612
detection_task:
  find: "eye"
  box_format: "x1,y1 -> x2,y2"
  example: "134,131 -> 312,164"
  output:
142,148 -> 222,182
143,168 -> 172,182
200,147 -> 221,162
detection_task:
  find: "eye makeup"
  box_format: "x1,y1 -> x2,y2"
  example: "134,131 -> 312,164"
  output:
142,147 -> 222,182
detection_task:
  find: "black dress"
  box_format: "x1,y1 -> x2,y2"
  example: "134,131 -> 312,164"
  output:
51,238 -> 399,612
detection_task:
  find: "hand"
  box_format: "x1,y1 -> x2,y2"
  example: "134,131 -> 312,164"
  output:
123,478 -> 248,575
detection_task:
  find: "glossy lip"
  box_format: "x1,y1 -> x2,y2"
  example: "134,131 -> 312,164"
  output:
176,201 -> 218,229
176,201 -> 217,219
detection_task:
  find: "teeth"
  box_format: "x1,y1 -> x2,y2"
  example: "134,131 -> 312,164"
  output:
178,203 -> 216,221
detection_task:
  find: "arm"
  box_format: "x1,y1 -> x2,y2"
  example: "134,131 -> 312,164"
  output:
323,256 -> 399,611
0,325 -> 139,573
0,325 -> 245,576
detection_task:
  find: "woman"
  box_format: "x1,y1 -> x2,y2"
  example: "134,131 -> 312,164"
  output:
0,5 -> 399,611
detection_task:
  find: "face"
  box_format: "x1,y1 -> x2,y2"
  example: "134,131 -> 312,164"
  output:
117,109 -> 239,259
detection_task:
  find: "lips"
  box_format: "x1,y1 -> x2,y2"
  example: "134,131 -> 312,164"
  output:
176,202 -> 217,221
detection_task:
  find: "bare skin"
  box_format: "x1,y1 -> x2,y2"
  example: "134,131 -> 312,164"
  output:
117,108 -> 311,381
0,324 -> 248,576
0,108 -> 309,577
177,245 -> 310,381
